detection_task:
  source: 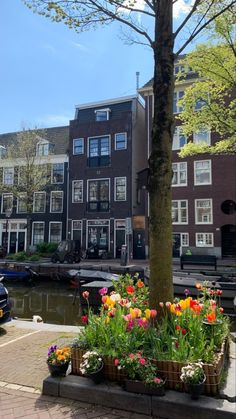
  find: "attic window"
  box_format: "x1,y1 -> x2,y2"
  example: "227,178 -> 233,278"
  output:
36,140 -> 53,156
95,108 -> 110,122
0,145 -> 6,159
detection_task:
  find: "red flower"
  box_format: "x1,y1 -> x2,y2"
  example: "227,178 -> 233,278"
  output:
182,328 -> 187,335
126,285 -> 135,294
206,311 -> 216,323
150,309 -> 157,318
139,358 -> 146,365
219,307 -> 224,313
81,315 -> 88,324
175,325 -> 181,331
82,291 -> 89,300
137,279 -> 144,288
217,289 -> 223,296
114,359 -> 119,366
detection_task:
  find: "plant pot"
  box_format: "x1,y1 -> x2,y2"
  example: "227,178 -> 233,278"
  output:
124,379 -> 166,396
85,362 -> 104,384
187,376 -> 206,400
47,361 -> 69,377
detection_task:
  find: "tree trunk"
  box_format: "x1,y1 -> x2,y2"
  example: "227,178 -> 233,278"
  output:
26,214 -> 32,254
149,0 -> 174,310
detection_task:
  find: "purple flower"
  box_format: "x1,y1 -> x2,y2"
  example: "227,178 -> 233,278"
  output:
184,288 -> 190,296
48,345 -> 57,357
99,287 -> 108,296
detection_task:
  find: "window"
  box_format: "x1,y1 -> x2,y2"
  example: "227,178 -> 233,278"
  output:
172,162 -> 187,186
195,199 -> 213,224
172,127 -> 187,150
72,220 -> 82,242
181,233 -> 189,247
172,200 -> 188,224
73,138 -> 84,155
194,160 -> 211,185
95,108 -> 110,121
33,192 -> 46,213
1,193 -> 13,213
115,133 -> 127,150
195,95 -> 208,111
88,136 -> 110,167
32,222 -> 44,245
174,65 -> 185,75
49,222 -> 62,243
50,191 -> 63,213
87,179 -> 109,212
196,233 -> 214,247
173,90 -> 184,113
3,167 -> 14,185
52,163 -> 64,184
72,180 -> 83,203
36,141 -> 50,156
17,194 -> 27,213
193,129 -> 211,145
115,177 -> 127,201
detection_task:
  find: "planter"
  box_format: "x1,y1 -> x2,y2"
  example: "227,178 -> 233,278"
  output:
154,338 -> 229,395
71,348 -> 126,382
85,362 -> 104,384
124,379 -> 165,396
47,361 -> 69,377
186,376 -> 206,400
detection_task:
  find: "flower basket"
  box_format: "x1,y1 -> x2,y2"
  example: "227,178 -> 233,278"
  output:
85,362 -> 105,384
47,361 -> 69,377
71,348 -> 126,382
124,379 -> 165,396
154,337 -> 229,395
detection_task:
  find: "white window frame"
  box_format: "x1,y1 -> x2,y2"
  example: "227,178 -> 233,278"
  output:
115,132 -> 127,150
173,90 -> 185,114
72,180 -> 83,203
181,233 -> 189,247
172,162 -> 187,187
73,138 -> 84,155
49,221 -> 62,243
32,221 -> 45,245
17,193 -> 27,214
50,191 -> 63,213
3,167 -> 14,185
172,200 -> 188,224
1,193 -> 13,213
87,135 -> 111,158
195,199 -> 213,224
33,192 -> 46,213
196,233 -> 214,247
114,177 -> 127,201
36,140 -> 50,156
172,127 -> 187,150
194,160 -> 212,185
87,178 -> 110,203
51,163 -> 64,184
193,129 -> 211,145
72,220 -> 82,244
94,108 -> 110,121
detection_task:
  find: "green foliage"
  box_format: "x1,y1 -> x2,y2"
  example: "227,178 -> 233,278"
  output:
36,242 -> 58,254
28,254 -> 41,261
14,251 -> 27,261
178,11 -> 236,157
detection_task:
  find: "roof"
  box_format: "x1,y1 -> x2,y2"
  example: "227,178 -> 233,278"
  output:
0,126 -> 69,155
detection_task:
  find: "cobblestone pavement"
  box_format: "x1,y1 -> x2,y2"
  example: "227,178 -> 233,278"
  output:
0,387 -> 156,419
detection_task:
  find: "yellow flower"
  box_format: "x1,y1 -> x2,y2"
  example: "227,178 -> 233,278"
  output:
145,309 -> 151,319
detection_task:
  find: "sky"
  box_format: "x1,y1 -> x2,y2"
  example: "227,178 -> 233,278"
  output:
0,0 -> 198,134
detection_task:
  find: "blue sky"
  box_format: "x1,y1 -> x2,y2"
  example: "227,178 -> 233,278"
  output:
0,0 -> 197,134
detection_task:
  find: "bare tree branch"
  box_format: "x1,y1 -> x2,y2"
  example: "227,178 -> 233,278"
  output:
174,0 -> 201,39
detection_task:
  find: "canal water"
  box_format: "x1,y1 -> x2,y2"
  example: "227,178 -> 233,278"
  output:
7,280 -> 88,326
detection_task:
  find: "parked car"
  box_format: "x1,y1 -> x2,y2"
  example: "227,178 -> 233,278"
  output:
0,280 -> 11,325
51,240 -> 82,264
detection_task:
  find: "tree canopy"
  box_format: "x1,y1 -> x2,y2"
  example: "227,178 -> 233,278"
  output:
178,11 -> 236,156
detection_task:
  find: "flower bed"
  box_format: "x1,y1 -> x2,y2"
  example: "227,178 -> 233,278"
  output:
70,275 -> 229,396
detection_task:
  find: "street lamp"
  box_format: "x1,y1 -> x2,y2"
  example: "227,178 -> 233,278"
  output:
4,207 -> 12,256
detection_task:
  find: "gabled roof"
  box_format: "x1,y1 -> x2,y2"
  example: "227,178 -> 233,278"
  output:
0,126 -> 69,155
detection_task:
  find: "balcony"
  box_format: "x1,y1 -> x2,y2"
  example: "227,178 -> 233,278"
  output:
87,201 -> 110,212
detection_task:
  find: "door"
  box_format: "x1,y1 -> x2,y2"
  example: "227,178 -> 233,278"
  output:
9,232 -> 17,254
87,226 -> 109,256
18,232 -> 25,252
172,233 -> 181,257
116,229 -> 125,258
133,229 -> 145,259
221,225 -> 236,257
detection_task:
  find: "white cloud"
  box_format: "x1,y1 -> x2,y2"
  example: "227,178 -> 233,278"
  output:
173,0 -> 194,19
37,114 -> 71,127
71,42 -> 90,52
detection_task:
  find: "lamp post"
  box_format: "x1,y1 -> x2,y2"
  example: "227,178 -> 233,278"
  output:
4,207 -> 12,256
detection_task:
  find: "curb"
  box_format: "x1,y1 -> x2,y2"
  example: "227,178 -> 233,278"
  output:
43,375 -> 236,419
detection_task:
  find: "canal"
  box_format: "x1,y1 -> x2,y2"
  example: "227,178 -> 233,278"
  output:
7,280 -> 85,326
